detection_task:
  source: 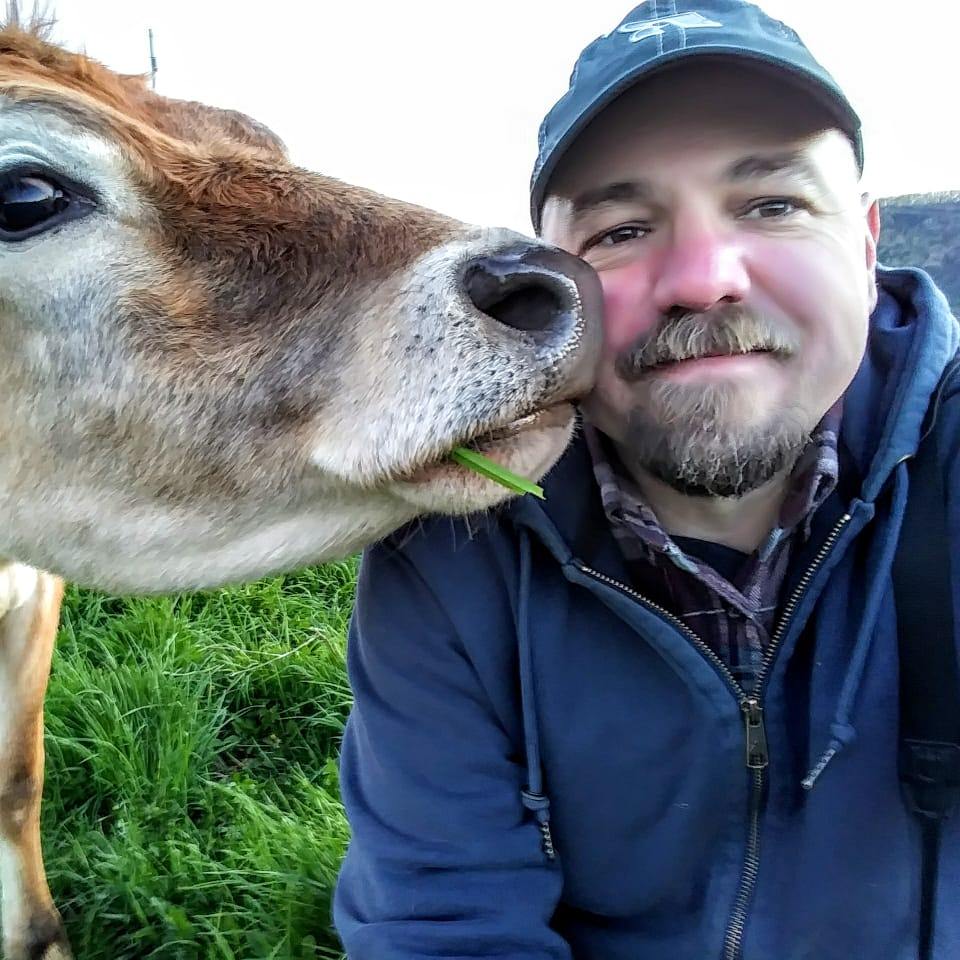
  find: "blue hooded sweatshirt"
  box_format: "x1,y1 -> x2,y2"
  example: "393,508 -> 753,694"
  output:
334,267 -> 960,960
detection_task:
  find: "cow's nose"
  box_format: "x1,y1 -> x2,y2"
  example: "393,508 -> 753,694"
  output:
462,243 -> 602,338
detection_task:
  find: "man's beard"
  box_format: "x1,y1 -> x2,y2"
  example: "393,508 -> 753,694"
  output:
614,305 -> 810,499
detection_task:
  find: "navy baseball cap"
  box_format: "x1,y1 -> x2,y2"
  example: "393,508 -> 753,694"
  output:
530,0 -> 863,230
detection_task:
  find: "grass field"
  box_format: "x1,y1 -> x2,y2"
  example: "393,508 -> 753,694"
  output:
41,561 -> 359,959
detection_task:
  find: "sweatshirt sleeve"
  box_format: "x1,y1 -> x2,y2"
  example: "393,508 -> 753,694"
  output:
333,538 -> 570,959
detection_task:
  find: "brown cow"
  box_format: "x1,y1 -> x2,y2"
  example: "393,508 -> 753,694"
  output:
0,10 -> 601,959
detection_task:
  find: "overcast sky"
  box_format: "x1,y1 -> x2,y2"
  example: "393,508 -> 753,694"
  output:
43,1 -> 960,233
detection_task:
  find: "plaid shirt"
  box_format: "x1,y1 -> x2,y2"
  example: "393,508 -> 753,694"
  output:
585,405 -> 842,692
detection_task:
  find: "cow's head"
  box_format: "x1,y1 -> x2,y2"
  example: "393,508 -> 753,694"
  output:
0,16 -> 601,591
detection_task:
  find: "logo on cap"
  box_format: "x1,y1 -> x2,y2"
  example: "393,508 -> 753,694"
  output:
618,12 -> 722,43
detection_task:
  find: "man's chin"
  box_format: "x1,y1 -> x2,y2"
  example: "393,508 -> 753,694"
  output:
582,391 -> 810,500
633,421 -> 809,498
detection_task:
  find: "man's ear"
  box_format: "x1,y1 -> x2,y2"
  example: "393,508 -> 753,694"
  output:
863,194 -> 881,312
863,194 -> 881,270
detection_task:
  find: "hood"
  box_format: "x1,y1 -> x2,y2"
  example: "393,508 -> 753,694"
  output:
842,266 -> 958,503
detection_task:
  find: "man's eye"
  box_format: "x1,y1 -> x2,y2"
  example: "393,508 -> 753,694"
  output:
594,224 -> 650,247
742,199 -> 804,220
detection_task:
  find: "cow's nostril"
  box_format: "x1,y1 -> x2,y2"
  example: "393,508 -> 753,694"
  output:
463,247 -> 579,334
457,238 -> 604,401
465,274 -> 565,333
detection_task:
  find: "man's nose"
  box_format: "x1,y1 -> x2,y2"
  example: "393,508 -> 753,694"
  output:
651,221 -> 750,315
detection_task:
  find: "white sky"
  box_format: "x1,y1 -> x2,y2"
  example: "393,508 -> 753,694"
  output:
44,1 -> 960,234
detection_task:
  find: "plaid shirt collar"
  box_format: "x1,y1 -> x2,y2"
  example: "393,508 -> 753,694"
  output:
586,401 -> 842,561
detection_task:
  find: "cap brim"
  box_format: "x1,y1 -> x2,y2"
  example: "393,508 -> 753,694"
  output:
531,47 -> 863,231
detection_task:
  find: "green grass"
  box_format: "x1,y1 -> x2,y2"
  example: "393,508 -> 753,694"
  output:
40,561 -> 359,959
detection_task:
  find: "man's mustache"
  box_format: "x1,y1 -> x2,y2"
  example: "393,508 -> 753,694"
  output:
615,305 -> 799,382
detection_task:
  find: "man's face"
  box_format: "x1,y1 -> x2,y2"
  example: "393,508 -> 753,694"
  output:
541,63 -> 879,498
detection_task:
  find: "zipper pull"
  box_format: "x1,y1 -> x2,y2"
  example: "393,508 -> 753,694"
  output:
741,698 -> 769,770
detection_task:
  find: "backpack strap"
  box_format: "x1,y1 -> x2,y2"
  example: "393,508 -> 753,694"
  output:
894,355 -> 960,960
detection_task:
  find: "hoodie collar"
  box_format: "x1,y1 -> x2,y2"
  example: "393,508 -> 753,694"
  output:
841,266 -> 958,502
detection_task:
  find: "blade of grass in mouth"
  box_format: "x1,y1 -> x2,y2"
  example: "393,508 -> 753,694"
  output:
450,447 -> 545,499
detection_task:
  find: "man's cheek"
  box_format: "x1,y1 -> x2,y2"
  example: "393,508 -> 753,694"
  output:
600,271 -> 658,354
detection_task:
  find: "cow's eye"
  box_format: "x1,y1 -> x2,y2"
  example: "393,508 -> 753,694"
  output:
0,172 -> 96,240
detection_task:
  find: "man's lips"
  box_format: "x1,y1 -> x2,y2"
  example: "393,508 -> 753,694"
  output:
643,348 -> 779,373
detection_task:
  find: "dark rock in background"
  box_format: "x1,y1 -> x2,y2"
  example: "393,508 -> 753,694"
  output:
879,191 -> 960,313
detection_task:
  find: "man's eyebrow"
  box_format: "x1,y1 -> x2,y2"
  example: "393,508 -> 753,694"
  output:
570,179 -> 653,217
725,151 -> 821,185
566,152 -> 824,220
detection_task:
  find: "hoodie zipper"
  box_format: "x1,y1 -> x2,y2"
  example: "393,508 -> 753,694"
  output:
722,511 -> 852,960
573,561 -> 743,691
573,510 -> 851,960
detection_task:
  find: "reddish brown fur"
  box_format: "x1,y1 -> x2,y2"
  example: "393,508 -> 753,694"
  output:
0,19 -> 456,334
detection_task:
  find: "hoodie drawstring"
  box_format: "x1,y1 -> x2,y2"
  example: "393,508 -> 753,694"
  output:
518,530 -> 556,861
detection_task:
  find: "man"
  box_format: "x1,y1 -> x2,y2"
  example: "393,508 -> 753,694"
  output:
334,2 -> 960,958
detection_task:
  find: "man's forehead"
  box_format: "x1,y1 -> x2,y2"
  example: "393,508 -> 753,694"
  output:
566,146 -> 827,214
556,129 -> 848,214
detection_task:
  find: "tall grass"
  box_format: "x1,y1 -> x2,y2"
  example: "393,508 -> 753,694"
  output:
40,561 -> 358,959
